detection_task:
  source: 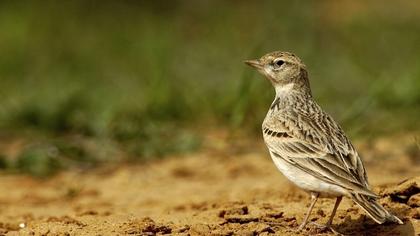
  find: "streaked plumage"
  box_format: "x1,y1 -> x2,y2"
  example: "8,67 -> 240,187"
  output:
245,51 -> 402,231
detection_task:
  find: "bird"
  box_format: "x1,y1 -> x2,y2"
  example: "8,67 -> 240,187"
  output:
244,51 -> 403,232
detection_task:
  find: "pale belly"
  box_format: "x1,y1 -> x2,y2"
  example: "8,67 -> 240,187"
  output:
269,152 -> 348,197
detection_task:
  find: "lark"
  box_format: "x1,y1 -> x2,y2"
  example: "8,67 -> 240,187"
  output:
245,51 -> 403,232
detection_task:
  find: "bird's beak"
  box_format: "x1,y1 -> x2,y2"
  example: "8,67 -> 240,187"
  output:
244,59 -> 263,70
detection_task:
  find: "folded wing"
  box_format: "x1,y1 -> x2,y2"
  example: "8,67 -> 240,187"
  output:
264,108 -> 376,198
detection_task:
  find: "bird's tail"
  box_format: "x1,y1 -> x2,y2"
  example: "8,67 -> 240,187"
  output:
351,193 -> 403,224
350,193 -> 403,224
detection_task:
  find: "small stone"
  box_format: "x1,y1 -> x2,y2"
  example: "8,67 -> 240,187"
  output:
407,193 -> 420,207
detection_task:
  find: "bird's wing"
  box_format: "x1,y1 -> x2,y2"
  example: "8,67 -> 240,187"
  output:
264,108 -> 377,197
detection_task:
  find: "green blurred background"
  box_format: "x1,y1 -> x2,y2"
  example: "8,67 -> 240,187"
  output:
0,1 -> 419,176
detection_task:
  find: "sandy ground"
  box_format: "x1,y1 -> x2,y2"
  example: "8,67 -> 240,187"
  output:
0,135 -> 419,236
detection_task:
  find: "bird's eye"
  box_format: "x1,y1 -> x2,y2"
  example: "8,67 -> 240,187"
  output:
274,59 -> 284,67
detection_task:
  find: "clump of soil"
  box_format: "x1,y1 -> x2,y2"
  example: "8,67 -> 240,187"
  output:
382,177 -> 420,206
0,135 -> 419,235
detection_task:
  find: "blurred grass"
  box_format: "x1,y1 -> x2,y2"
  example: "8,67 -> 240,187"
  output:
0,1 -> 419,176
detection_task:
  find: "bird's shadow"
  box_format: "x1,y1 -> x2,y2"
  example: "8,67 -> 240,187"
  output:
300,205 -> 415,236
333,214 -> 414,236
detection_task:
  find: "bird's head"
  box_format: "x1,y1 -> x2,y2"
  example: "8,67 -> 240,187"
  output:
245,51 -> 310,95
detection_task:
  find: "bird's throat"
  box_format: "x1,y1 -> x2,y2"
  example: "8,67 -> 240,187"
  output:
275,83 -> 295,97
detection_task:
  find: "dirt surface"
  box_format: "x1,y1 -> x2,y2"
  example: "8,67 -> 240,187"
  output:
0,135 -> 419,236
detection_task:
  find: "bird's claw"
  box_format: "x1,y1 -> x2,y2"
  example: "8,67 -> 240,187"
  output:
303,222 -> 344,236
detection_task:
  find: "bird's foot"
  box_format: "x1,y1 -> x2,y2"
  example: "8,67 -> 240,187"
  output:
305,222 -> 344,236
295,224 -> 305,233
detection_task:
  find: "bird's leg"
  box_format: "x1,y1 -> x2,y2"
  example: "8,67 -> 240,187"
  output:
308,196 -> 343,235
297,192 -> 319,231
326,196 -> 342,227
